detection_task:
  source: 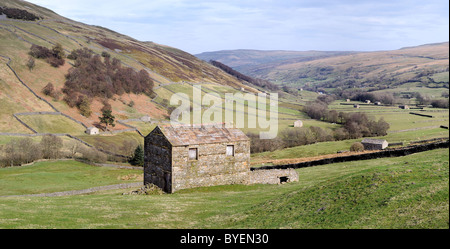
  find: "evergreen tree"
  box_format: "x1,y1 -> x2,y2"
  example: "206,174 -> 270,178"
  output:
130,145 -> 144,166
99,109 -> 115,130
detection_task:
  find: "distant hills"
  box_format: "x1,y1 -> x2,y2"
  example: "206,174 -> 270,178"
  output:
196,49 -> 357,72
196,42 -> 449,92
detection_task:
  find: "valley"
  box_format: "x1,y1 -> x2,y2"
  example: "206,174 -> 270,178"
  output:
0,0 -> 448,230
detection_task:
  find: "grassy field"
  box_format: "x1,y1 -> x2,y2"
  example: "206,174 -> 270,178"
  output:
0,160 -> 142,196
250,127 -> 448,167
17,114 -> 87,135
0,148 -> 447,229
328,100 -> 449,137
77,131 -> 144,156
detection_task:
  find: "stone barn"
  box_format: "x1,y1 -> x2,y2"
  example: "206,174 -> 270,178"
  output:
85,127 -> 99,135
144,124 -> 251,193
361,138 -> 388,150
144,124 -> 298,193
293,120 -> 303,127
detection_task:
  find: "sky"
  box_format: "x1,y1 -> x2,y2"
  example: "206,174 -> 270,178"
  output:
27,0 -> 449,54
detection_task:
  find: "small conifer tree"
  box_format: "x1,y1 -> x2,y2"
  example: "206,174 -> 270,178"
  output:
99,109 -> 115,130
130,145 -> 144,166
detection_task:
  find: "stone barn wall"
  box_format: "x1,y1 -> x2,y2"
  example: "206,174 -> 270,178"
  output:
248,168 -> 299,185
171,140 -> 251,192
144,128 -> 173,193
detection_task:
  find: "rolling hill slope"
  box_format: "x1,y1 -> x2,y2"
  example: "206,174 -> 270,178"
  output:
0,0 -> 258,134
197,43 -> 449,92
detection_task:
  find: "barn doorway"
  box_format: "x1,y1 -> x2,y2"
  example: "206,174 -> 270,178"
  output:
279,176 -> 289,184
163,172 -> 171,193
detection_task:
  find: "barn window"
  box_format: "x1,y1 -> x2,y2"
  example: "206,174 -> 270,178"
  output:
226,145 -> 234,156
188,148 -> 198,160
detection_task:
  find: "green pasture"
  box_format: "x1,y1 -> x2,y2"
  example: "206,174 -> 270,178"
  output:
17,114 -> 86,135
0,135 -> 42,145
78,131 -> 144,156
0,160 -> 141,196
0,148 -> 447,229
251,127 -> 448,165
431,72 -> 449,83
328,101 -> 449,132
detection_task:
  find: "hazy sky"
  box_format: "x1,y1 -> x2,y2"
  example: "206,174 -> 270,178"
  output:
27,0 -> 449,54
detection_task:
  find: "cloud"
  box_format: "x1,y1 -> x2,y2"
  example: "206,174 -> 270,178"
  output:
27,0 -> 449,53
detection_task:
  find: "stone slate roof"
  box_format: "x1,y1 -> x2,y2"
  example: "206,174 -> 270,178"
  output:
361,138 -> 387,144
155,124 -> 249,146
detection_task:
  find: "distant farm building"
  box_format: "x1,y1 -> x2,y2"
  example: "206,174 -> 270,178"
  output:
140,115 -> 151,122
144,124 -> 298,193
85,127 -> 99,135
293,120 -> 303,127
399,105 -> 410,109
361,138 -> 388,150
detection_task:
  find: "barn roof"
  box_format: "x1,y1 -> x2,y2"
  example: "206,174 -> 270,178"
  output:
361,138 -> 387,144
150,124 -> 249,146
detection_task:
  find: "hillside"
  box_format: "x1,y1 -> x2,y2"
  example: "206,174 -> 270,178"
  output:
0,0 -> 254,134
197,43 -> 449,92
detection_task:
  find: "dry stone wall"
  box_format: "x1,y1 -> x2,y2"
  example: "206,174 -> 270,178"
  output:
248,168 -> 299,185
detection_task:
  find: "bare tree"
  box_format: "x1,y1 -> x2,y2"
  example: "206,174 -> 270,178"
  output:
26,56 -> 35,71
40,135 -> 63,159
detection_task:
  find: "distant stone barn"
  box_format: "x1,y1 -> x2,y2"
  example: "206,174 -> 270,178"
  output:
293,120 -> 303,127
85,127 -> 99,135
144,124 -> 298,193
361,138 -> 389,150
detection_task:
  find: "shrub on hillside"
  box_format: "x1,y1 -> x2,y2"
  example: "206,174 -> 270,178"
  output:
29,43 -> 65,68
76,95 -> 92,117
304,95 -> 390,139
350,142 -> 364,152
62,49 -> 154,109
29,44 -> 52,59
247,133 -> 284,153
42,82 -> 60,100
430,99 -> 449,109
1,137 -> 42,166
26,56 -> 35,71
0,7 -> 41,21
77,145 -> 107,163
40,134 -> 63,159
47,56 -> 65,67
